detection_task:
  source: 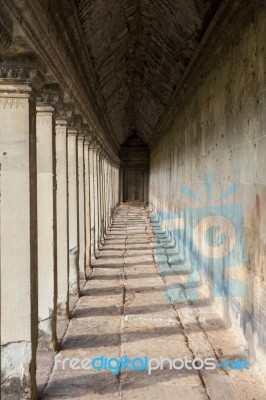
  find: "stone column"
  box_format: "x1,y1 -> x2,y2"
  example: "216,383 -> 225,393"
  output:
77,133 -> 86,280
67,118 -> 80,296
96,144 -> 103,252
96,145 -> 104,250
119,167 -> 124,202
0,58 -> 44,399
55,105 -> 73,318
115,167 -> 119,205
102,156 -> 107,236
104,158 -> 110,233
110,166 -> 114,211
93,143 -> 100,255
89,139 -> 96,262
36,94 -> 57,350
84,129 -> 96,275
99,149 -> 105,246
106,161 -> 111,228
84,135 -> 91,275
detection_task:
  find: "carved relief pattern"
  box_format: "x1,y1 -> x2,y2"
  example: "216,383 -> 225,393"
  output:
0,97 -> 27,109
56,127 -> 67,135
37,116 -> 51,126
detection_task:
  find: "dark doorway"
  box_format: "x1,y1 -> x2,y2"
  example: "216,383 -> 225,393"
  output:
124,169 -> 144,201
119,134 -> 149,203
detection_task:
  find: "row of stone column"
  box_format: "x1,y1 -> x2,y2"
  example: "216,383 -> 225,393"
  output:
0,78 -> 119,398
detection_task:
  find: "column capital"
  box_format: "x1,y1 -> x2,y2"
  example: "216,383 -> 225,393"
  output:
94,140 -> 103,154
55,119 -> 68,128
78,124 -> 88,141
86,132 -> 97,149
36,104 -> 55,114
0,54 -> 46,92
69,114 -> 83,130
77,134 -> 85,142
56,103 -> 74,127
57,102 -> 74,119
80,124 -> 89,136
37,83 -> 63,109
68,114 -> 83,136
99,149 -> 105,158
67,128 -> 78,136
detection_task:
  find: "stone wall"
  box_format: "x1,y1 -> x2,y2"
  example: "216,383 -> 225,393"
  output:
149,1 -> 266,371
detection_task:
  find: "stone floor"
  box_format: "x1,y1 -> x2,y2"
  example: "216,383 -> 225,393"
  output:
40,204 -> 266,399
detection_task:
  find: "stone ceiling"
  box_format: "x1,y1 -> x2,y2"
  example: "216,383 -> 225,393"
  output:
74,0 -> 222,144
1,0 -> 223,152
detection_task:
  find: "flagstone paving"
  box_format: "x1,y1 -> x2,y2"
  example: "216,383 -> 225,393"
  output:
41,204 -> 266,400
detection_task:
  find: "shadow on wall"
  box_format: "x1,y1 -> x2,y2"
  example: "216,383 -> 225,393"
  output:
150,172 -> 266,366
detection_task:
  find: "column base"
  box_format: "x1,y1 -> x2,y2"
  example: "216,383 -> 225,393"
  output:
38,316 -> 56,350
57,301 -> 70,320
69,247 -> 80,296
79,266 -> 86,281
1,342 -> 37,400
94,241 -> 99,258
86,266 -> 93,278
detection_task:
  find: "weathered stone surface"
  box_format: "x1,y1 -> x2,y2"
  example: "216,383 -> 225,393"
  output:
149,0 -> 266,377
0,82 -> 38,400
1,1 -> 265,398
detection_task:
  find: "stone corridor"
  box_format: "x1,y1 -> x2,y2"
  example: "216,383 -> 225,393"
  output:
40,205 -> 266,400
1,1 -> 266,398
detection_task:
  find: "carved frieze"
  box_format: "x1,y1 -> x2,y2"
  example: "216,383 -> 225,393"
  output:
36,115 -> 52,126
0,54 -> 45,90
0,95 -> 27,109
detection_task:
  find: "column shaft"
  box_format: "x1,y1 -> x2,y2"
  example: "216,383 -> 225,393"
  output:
36,104 -> 57,349
0,85 -> 38,399
55,119 -> 69,318
84,140 -> 91,270
67,130 -> 79,295
93,149 -> 99,254
78,135 -> 86,279
89,146 -> 96,262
